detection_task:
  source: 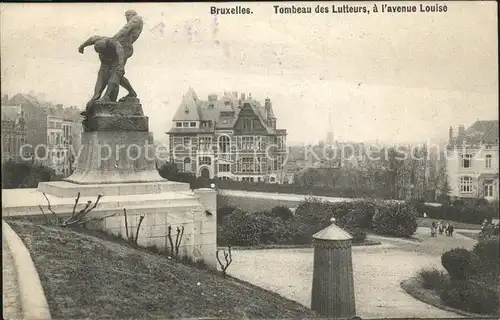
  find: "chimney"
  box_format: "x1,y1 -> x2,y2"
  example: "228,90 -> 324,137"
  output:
208,94 -> 218,101
233,91 -> 238,99
241,93 -> 245,100
458,124 -> 465,136
448,126 -> 453,144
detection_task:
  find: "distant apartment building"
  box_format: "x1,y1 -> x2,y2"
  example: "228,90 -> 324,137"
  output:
446,120 -> 499,201
1,105 -> 28,163
5,93 -> 82,177
167,89 -> 288,183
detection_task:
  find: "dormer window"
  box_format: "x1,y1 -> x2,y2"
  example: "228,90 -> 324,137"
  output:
190,122 -> 196,127
176,122 -> 182,127
182,122 -> 189,127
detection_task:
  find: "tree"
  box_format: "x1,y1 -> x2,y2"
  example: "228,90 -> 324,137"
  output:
438,168 -> 452,203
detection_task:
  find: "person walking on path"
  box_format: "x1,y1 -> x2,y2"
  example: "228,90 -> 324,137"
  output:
431,222 -> 437,237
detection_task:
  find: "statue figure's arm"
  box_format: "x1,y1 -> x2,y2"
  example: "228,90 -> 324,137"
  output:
78,36 -> 104,53
112,16 -> 142,40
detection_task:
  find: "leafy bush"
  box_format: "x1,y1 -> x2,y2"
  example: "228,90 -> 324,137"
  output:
371,202 -> 418,237
217,206 -> 236,225
472,238 -> 500,279
217,210 -> 260,246
342,226 -> 366,243
2,160 -> 57,189
440,280 -> 500,314
268,206 -> 294,221
286,220 -> 312,245
252,212 -> 290,245
441,248 -> 479,281
418,268 -> 449,291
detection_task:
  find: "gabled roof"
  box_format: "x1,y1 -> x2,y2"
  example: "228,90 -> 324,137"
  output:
169,88 -> 284,135
1,105 -> 22,122
451,120 -> 499,146
172,87 -> 202,121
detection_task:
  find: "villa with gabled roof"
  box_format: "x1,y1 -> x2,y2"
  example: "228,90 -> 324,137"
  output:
446,120 -> 499,201
167,89 -> 288,183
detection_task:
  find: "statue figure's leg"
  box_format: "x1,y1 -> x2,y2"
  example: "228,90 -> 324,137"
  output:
119,76 -> 137,100
83,65 -> 109,115
99,63 -> 120,103
117,53 -> 138,101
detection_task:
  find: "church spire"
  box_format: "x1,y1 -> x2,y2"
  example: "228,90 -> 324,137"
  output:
326,108 -> 334,145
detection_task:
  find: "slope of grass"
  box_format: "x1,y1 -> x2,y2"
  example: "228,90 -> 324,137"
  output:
9,221 -> 316,319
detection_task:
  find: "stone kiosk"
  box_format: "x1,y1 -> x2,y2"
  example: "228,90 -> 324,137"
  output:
2,9 -> 217,268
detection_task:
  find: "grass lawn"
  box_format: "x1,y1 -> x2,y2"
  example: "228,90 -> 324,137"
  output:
9,221 -> 316,319
417,217 -> 481,230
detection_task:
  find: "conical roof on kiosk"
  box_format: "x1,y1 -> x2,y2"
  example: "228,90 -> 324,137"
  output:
312,223 -> 353,241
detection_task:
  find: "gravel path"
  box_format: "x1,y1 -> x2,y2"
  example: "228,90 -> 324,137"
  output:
2,233 -> 23,320
228,227 -> 477,319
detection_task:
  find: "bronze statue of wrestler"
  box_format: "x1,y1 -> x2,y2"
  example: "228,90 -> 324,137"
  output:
78,10 -> 143,116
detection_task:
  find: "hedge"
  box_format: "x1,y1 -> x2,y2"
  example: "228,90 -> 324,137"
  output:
218,198 -> 420,247
419,199 -> 498,225
2,160 -> 58,189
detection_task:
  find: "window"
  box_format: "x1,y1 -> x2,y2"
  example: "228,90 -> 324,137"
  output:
199,156 -> 211,166
461,154 -> 472,168
190,122 -> 196,127
240,136 -> 255,150
218,135 -> 230,153
241,117 -> 253,132
198,136 -> 212,151
260,157 -> 266,173
183,137 -> 191,146
182,122 -> 189,127
485,155 -> 492,169
201,121 -> 213,128
219,164 -> 230,172
241,157 -> 254,173
176,122 -> 182,127
484,183 -> 494,198
460,176 -> 473,193
183,157 -> 192,172
242,177 -> 254,183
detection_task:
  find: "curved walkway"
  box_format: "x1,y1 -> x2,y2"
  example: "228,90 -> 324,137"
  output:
2,232 -> 23,320
227,228 -> 477,318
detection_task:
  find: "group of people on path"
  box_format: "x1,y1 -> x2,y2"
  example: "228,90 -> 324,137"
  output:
431,221 -> 454,237
480,219 -> 500,238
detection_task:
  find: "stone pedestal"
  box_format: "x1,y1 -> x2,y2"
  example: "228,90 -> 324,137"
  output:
64,131 -> 164,184
310,223 -> 356,319
2,98 -> 218,268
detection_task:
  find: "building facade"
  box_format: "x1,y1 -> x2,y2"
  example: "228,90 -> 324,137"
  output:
1,105 -> 27,163
167,89 -> 288,183
6,93 -> 82,177
446,120 -> 499,202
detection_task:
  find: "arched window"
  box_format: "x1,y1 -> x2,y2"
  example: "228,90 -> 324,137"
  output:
183,157 -> 192,172
218,135 -> 230,153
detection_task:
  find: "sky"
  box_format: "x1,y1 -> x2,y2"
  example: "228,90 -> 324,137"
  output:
1,2 -> 498,145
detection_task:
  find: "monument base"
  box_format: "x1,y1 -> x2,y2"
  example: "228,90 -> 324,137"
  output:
2,181 -> 218,269
65,130 -> 165,184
